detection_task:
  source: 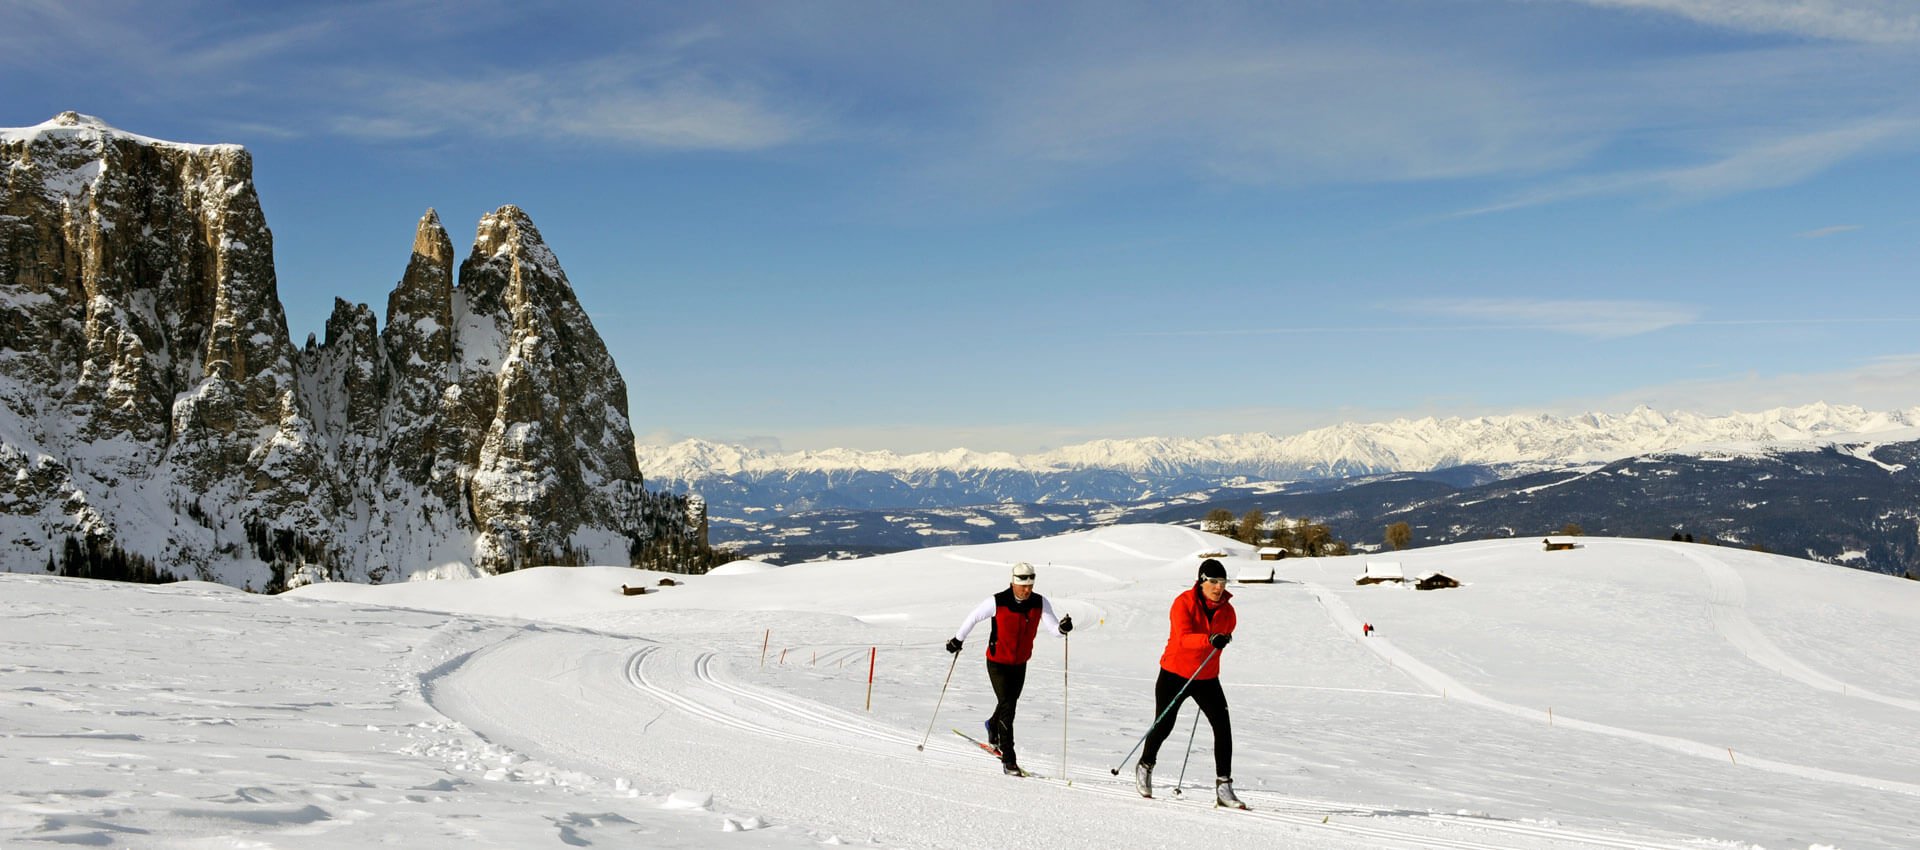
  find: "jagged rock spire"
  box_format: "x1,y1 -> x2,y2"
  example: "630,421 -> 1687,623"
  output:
0,118 -> 707,585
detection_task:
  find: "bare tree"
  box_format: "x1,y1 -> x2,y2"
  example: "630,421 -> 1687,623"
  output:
1385,521 -> 1412,551
1202,508 -> 1236,535
1238,508 -> 1267,545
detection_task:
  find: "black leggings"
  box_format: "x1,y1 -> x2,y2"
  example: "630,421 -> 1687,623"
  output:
986,660 -> 1026,764
1140,667 -> 1232,778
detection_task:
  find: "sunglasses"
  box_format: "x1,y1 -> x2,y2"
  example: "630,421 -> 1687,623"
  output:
1202,578 -> 1228,586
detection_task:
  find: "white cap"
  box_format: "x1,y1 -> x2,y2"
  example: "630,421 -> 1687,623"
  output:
1010,562 -> 1036,585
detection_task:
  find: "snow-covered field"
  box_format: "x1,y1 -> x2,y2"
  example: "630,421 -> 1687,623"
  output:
5,525 -> 1917,848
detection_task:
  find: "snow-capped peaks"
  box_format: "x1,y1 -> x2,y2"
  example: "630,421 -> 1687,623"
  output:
411,209 -> 453,264
51,111 -> 108,129
640,402 -> 1920,482
473,205 -> 538,255
0,112 -> 239,152
468,205 -> 567,287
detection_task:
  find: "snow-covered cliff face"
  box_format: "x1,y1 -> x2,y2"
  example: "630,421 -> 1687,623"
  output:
638,404 -> 1920,515
0,113 -> 701,587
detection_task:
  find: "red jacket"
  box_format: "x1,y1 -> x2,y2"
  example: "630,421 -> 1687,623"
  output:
1158,583 -> 1236,680
982,588 -> 1048,665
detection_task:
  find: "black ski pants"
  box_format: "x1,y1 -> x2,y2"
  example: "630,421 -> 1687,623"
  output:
985,659 -> 1026,766
1139,667 -> 1233,779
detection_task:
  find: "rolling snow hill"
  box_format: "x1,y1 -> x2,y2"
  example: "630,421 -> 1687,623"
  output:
5,525 -> 1916,848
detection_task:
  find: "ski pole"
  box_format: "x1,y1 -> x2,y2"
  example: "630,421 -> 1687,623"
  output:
1109,645 -> 1220,775
1171,710 -> 1200,796
916,649 -> 962,751
1060,634 -> 1069,780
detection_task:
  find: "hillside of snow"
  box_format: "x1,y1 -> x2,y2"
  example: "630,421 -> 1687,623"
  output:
5,525 -> 1917,848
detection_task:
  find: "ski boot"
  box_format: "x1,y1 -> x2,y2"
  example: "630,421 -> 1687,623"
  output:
1134,762 -> 1153,798
1215,777 -> 1246,809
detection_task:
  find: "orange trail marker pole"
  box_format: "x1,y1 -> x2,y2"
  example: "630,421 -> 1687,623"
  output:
865,647 -> 877,711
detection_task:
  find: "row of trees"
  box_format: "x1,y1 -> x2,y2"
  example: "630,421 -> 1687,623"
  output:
49,535 -> 181,584
1202,508 -> 1350,557
1205,511 -> 1597,555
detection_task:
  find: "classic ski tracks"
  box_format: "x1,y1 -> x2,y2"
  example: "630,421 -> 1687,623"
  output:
622,643 -> 1694,849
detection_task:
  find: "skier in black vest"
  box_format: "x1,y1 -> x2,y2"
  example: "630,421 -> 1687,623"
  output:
946,561 -> 1072,775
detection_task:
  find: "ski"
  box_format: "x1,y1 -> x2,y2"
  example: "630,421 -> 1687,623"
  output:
952,727 -> 999,758
951,729 -> 1038,778
1164,786 -> 1251,810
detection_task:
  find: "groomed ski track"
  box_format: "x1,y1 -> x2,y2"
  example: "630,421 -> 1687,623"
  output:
430,628 -> 1698,849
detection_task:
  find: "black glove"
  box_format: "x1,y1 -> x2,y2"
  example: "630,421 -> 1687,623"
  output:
945,637 -> 963,654
1059,615 -> 1073,634
1209,633 -> 1232,649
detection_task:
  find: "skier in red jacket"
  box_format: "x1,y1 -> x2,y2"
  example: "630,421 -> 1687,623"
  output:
947,561 -> 1071,776
1135,558 -> 1243,808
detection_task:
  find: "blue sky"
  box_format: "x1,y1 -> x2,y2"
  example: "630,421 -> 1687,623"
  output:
5,0 -> 1919,453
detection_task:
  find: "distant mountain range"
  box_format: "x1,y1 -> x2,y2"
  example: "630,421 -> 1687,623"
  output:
640,405 -> 1920,577
638,402 -> 1920,514
1141,440 -> 1920,578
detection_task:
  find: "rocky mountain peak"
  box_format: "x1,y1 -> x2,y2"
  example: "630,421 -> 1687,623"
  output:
1,116 -> 711,588
52,110 -> 106,128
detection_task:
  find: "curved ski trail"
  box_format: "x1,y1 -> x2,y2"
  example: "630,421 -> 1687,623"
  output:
431,627 -> 1709,849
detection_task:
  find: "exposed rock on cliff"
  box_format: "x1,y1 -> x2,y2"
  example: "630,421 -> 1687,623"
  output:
1,113 -> 706,588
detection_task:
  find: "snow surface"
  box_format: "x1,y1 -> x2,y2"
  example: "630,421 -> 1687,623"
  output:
5,525 -> 1917,848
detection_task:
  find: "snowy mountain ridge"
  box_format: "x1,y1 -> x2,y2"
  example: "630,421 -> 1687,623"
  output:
640,402 -> 1920,481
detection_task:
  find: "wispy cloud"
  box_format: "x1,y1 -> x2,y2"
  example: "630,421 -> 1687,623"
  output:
1587,352 -> 1920,415
1564,0 -> 1920,44
1411,298 -> 1700,338
1130,298 -> 1703,339
1797,224 -> 1863,238
979,44 -> 1592,187
1662,117 -> 1920,195
1451,116 -> 1920,216
335,57 -> 819,151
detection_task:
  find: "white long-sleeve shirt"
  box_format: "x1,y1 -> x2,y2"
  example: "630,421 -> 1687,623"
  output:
953,592 -> 1063,642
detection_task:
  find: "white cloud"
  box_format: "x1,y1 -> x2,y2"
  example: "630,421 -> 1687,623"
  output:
1585,353 -> 1920,414
1660,117 -> 1920,196
1409,298 -> 1701,338
1452,116 -> 1920,216
335,57 -> 817,151
1565,0 -> 1920,43
982,44 -> 1592,186
1796,224 -> 1863,238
